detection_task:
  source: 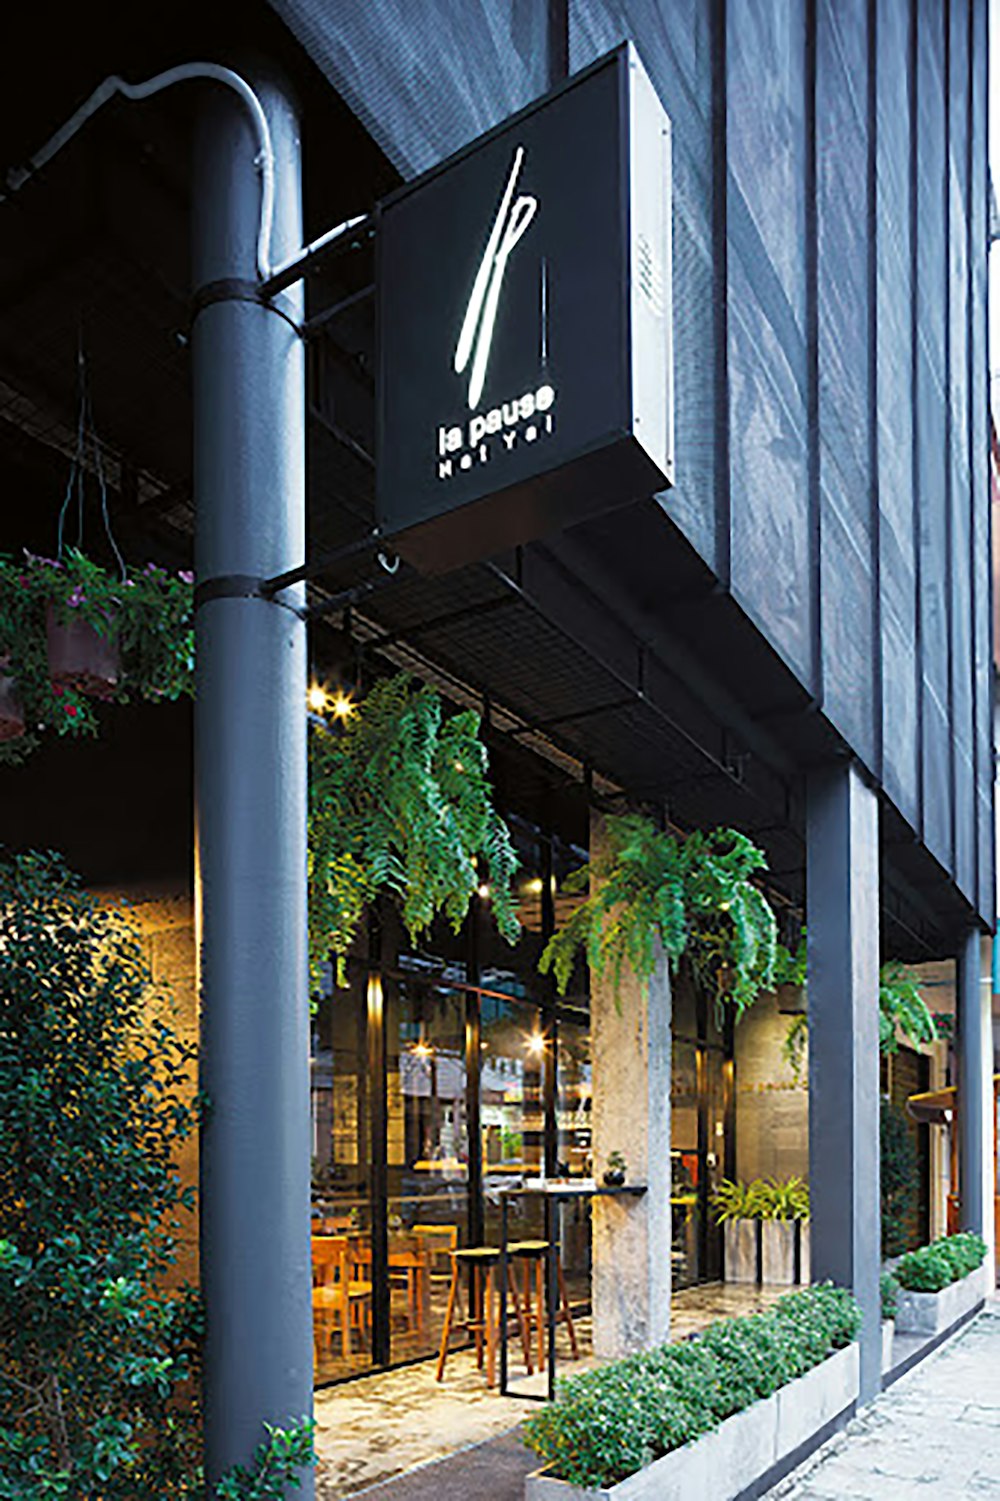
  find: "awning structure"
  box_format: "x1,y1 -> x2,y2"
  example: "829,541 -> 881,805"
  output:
907,1075 -> 1000,1126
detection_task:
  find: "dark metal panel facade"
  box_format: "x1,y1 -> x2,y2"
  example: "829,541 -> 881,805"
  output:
876,0 -> 919,829
816,0 -> 876,766
267,0 -> 993,927
915,0 -> 953,875
725,0 -> 812,687
267,0 -> 547,175
570,0 -> 720,574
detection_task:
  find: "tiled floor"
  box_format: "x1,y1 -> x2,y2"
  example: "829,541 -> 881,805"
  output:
314,1281 -> 795,1498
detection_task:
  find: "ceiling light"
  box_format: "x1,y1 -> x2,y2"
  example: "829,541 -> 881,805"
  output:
307,683 -> 327,713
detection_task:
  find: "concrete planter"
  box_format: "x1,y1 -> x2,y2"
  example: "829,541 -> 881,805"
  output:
525,1343 -> 859,1501
894,1264 -> 987,1338
761,1222 -> 810,1285
881,1319 -> 893,1376
723,1219 -> 758,1283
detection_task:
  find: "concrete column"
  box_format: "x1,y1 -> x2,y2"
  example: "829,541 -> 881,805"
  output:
590,812 -> 672,1358
192,69 -> 313,1490
806,764 -> 881,1402
957,929 -> 988,1240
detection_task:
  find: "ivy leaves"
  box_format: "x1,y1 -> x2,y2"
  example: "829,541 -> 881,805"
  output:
308,674 -> 519,990
539,814 -> 777,1018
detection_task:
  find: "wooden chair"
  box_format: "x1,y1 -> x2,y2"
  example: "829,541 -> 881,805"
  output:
508,1240 -> 580,1372
435,1246 -> 502,1387
311,1235 -> 372,1362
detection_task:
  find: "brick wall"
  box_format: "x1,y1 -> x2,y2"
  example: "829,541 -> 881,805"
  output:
735,990 -> 809,1185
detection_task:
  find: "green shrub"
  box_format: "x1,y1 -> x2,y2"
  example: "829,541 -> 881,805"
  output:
880,1272 -> 899,1320
0,850 -> 316,1498
522,1284 -> 860,1490
894,1232 -> 987,1292
881,1100 -> 918,1256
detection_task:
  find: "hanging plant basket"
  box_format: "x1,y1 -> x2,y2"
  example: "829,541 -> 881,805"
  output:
0,550 -> 194,762
46,603 -> 120,699
0,668 -> 25,741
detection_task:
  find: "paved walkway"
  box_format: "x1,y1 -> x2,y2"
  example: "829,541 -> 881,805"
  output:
771,1304 -> 1000,1499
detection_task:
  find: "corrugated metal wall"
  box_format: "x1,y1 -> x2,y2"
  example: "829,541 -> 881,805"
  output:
269,0 -> 993,923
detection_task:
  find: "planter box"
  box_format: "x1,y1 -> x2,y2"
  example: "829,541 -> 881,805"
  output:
0,674 -> 24,740
723,1219 -> 758,1284
894,1264 -> 987,1338
761,1222 -> 810,1285
46,605 -> 119,700
525,1343 -> 859,1501
881,1319 -> 893,1376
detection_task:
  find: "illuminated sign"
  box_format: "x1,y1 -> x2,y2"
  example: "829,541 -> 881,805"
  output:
376,43 -> 673,573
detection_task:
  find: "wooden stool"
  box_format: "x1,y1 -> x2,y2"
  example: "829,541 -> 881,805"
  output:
435,1247 -> 502,1387
508,1240 -> 580,1373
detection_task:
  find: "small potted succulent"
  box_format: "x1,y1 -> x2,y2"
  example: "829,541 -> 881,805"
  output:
602,1150 -> 627,1188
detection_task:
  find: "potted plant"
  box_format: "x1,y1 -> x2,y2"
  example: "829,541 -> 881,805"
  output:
602,1151 -> 627,1188
711,1178 -> 766,1283
759,1175 -> 810,1285
893,1232 -> 988,1337
0,549 -> 194,761
308,673 -> 519,992
539,814 -> 778,1018
773,927 -> 807,1013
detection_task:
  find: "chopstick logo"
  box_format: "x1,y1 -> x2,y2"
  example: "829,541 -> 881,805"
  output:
454,146 -> 538,411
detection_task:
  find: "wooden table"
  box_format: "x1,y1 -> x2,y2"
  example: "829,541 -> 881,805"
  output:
497,1180 -> 648,1400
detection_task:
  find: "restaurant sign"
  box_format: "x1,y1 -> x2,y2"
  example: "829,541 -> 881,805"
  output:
376,42 -> 673,573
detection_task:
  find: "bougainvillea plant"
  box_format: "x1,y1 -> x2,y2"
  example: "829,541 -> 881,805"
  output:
308,673 -> 519,993
539,813 -> 777,1018
0,548 -> 194,763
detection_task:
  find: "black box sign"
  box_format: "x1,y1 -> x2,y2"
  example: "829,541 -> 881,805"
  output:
376,42 -> 673,574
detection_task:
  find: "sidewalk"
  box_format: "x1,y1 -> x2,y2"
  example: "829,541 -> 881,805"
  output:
770,1303 -> 1000,1499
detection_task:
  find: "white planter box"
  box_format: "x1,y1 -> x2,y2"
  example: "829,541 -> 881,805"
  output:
723,1219 -> 758,1283
524,1343 -> 859,1501
760,1222 -> 810,1285
894,1264 -> 987,1338
881,1319 -> 893,1376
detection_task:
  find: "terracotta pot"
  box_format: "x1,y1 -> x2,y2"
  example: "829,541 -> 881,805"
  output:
46,605 -> 119,699
0,673 -> 25,741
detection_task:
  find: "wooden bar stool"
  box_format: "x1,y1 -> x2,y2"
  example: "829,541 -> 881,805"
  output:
508,1239 -> 580,1372
435,1246 -> 503,1387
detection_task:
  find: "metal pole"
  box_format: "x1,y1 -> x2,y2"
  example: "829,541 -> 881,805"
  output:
806,763 -> 881,1402
957,928 -> 985,1234
193,67 -> 313,1490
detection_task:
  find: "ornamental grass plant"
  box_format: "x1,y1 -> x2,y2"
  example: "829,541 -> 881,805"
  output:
522,1284 -> 860,1490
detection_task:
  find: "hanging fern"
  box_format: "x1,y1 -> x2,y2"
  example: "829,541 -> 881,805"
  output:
308,673 -> 519,992
538,814 -> 777,1018
782,955 -> 939,1075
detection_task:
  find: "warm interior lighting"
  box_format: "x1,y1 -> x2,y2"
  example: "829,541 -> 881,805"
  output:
526,1030 -> 546,1057
477,881 -> 491,900
307,683 -> 327,713
329,688 -> 357,721
524,876 -> 543,895
412,1039 -> 433,1060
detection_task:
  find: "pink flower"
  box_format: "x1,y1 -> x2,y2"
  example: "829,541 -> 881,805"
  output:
66,586 -> 86,608
178,570 -> 195,585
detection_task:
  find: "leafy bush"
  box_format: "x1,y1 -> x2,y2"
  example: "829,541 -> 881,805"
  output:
539,815 -> 777,1017
309,673 -> 518,990
0,850 -> 318,1498
711,1176 -> 810,1223
522,1284 -> 860,1489
0,850 -> 201,1495
880,1272 -> 899,1320
894,1232 -> 988,1292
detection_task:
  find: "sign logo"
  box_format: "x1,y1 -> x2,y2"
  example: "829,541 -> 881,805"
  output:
454,145 -> 538,410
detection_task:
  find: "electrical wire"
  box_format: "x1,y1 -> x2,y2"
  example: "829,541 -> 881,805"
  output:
3,63 -> 276,281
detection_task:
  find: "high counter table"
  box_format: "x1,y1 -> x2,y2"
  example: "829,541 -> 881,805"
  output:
497,1180 -> 647,1400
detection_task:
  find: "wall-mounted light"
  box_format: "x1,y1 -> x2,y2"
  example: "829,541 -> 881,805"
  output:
307,683 -> 327,713
477,881 -> 491,900
330,688 -> 357,721
524,876 -> 543,895
526,1029 -> 546,1057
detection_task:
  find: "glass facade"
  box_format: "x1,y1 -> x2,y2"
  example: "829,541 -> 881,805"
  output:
309,823 -> 735,1384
